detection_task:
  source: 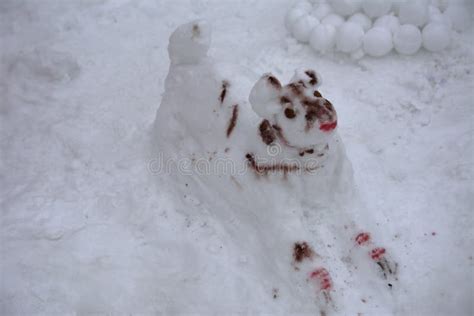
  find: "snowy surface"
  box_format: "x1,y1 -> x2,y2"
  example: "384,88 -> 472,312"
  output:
1,0 -> 473,315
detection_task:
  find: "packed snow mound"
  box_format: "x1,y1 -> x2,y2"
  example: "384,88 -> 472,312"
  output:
152,20 -> 402,315
285,0 -> 472,58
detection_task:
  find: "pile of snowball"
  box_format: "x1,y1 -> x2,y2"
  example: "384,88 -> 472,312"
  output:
285,0 -> 471,58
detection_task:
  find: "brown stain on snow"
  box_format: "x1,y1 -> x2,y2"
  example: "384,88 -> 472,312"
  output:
219,80 -> 229,104
226,104 -> 239,138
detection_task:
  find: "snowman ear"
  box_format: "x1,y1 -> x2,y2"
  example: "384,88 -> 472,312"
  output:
249,73 -> 282,118
290,69 -> 322,88
168,20 -> 211,65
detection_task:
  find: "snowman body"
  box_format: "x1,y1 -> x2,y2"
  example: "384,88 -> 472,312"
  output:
154,21 -> 353,211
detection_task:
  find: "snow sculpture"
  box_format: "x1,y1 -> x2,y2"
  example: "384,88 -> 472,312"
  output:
155,20 -> 350,203
153,21 -> 399,315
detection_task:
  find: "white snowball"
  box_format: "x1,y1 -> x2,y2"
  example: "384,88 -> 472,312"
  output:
329,0 -> 362,17
428,4 -> 441,17
363,27 -> 393,57
392,1 -> 402,15
348,13 -> 372,31
292,15 -> 320,43
429,12 -> 453,29
430,0 -> 450,12
362,0 -> 392,18
285,9 -> 307,30
168,20 -> 211,65
336,22 -> 365,53
293,0 -> 313,13
322,13 -> 345,28
309,24 -> 337,53
422,22 -> 451,52
393,24 -> 422,55
445,5 -> 471,32
374,15 -> 400,34
398,1 -> 429,27
311,3 -> 333,20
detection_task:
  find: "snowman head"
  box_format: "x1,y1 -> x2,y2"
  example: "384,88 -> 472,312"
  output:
168,20 -> 211,65
249,69 -> 338,149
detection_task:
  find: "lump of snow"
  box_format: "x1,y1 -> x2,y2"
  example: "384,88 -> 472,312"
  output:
329,0 -> 362,17
361,0 -> 392,18
322,13 -> 345,29
348,12 -> 372,32
430,0 -> 451,12
285,8 -> 307,31
374,15 -> 400,34
393,24 -> 422,55
428,4 -> 442,17
422,22 -> 451,52
311,2 -> 333,20
336,22 -> 364,53
168,20 -> 211,65
363,27 -> 393,57
445,5 -> 471,32
429,12 -> 453,29
292,15 -> 320,43
309,24 -> 337,53
293,0 -> 313,13
398,1 -> 429,27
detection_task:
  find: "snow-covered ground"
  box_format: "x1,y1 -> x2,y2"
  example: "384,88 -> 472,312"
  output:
1,0 -> 473,315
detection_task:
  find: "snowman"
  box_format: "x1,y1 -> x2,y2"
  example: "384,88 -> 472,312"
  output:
153,20 -> 399,315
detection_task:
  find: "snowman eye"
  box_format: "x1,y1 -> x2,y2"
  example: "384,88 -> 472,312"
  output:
305,70 -> 318,86
284,108 -> 296,119
267,75 -> 281,89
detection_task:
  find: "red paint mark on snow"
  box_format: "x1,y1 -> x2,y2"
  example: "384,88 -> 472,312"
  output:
320,121 -> 337,132
310,268 -> 332,291
370,247 -> 386,261
355,232 -> 371,245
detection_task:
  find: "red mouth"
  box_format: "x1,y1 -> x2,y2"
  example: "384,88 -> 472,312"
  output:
319,121 -> 337,132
